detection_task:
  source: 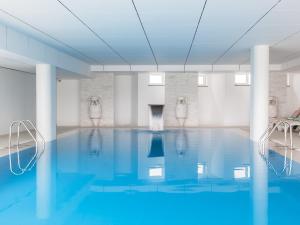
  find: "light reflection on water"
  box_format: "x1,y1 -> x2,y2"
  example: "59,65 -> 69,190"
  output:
0,128 -> 300,225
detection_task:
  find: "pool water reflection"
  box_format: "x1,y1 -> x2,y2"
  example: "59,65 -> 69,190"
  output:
0,128 -> 300,225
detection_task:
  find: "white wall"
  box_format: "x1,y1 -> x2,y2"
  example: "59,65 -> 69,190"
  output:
131,74 -> 138,126
223,73 -> 250,126
287,73 -> 300,114
198,73 -> 227,126
0,68 -> 35,135
57,80 -> 80,126
137,72 -> 165,127
114,74 -> 138,126
198,73 -> 250,127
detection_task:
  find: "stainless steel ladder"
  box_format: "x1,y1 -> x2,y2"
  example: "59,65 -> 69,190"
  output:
8,120 -> 45,175
260,147 -> 293,176
259,120 -> 293,151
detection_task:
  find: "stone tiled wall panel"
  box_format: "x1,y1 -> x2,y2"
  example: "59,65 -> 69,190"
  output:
76,71 -> 287,127
164,72 -> 199,127
269,72 -> 288,117
80,73 -> 114,126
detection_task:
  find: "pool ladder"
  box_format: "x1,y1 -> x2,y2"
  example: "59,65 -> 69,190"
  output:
8,120 -> 45,175
259,120 -> 294,152
260,147 -> 293,176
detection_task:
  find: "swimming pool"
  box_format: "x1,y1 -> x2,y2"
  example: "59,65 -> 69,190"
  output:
0,128 -> 299,225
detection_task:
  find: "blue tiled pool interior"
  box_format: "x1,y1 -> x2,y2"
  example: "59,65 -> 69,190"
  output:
1,128 -> 300,225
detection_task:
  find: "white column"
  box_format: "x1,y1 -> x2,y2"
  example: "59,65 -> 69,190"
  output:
36,64 -> 57,142
36,141 -> 56,220
250,45 -> 269,141
252,144 -> 268,225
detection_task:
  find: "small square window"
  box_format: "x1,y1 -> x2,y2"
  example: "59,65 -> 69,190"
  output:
149,72 -> 165,86
198,74 -> 208,87
235,72 -> 251,86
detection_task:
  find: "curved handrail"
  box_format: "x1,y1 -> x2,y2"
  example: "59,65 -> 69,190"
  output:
261,148 -> 293,176
259,120 -> 291,152
8,120 -> 45,175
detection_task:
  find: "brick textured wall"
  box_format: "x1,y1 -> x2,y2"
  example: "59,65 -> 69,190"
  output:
269,72 -> 288,117
76,71 -> 287,127
80,73 -> 114,126
164,72 -> 199,127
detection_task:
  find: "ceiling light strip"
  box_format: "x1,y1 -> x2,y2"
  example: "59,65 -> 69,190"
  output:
56,0 -> 131,66
0,8 -> 101,64
184,0 -> 208,68
131,0 -> 158,67
212,0 -> 283,65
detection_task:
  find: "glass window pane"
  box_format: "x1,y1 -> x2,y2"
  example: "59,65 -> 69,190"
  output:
198,74 -> 207,86
235,73 -> 250,85
149,73 -> 165,85
235,74 -> 247,84
198,76 -> 204,85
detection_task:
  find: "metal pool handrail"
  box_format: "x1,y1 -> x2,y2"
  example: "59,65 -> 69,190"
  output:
260,148 -> 293,176
8,120 -> 45,175
259,120 -> 292,152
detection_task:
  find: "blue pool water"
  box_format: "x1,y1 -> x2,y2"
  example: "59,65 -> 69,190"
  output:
0,128 -> 300,225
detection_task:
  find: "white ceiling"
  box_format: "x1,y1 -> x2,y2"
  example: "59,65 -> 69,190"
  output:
0,0 -> 299,66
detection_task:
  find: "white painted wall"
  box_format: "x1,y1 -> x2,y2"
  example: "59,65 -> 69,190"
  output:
138,72 -> 165,127
198,73 -> 226,126
198,73 -> 250,127
0,68 -> 35,135
131,74 -> 138,126
287,73 -> 300,114
114,74 -> 138,126
57,80 -> 80,126
223,73 -> 250,126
